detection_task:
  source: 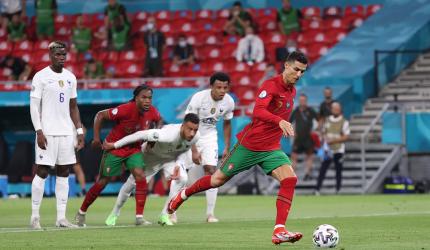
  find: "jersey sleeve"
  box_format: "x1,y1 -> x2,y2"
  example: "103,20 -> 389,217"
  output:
70,74 -> 78,99
252,82 -> 283,125
223,96 -> 235,120
151,107 -> 162,122
185,93 -> 200,115
108,103 -> 129,121
155,125 -> 177,143
30,72 -> 43,99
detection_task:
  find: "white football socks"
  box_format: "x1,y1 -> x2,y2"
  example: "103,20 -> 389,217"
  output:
112,175 -> 135,216
206,188 -> 218,216
31,175 -> 46,219
55,176 -> 69,222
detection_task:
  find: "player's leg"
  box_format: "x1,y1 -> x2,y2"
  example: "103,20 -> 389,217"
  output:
199,142 -> 220,222
291,139 -> 300,170
304,148 -> 315,180
31,135 -> 57,229
72,163 -> 86,195
127,153 -> 150,226
333,153 -> 343,193
75,151 -> 121,226
168,144 -> 254,214
258,150 -> 302,244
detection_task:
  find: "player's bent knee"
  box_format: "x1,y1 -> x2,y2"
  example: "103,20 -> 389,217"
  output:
211,171 -> 229,187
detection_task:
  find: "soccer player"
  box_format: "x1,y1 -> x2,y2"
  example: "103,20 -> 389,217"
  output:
103,113 -> 201,226
30,41 -> 84,229
168,51 -> 308,245
74,84 -> 161,226
173,71 -> 235,224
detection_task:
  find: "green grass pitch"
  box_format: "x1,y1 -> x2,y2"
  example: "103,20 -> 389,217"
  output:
1,194 -> 429,249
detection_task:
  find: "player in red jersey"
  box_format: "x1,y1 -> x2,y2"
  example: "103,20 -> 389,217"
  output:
75,84 -> 162,226
167,51 -> 308,245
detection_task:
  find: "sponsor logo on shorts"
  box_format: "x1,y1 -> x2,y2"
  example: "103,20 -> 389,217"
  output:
228,163 -> 234,171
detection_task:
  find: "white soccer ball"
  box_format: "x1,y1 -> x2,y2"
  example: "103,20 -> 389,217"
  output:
312,224 -> 340,248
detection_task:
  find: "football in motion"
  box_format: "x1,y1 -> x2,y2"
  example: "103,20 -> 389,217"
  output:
312,224 -> 340,248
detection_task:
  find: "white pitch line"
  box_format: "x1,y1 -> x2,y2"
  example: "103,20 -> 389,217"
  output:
1,210 -> 429,234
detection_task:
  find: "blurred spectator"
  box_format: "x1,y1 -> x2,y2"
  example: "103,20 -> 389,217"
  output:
290,94 -> 318,181
7,13 -> 26,41
224,1 -> 254,36
143,16 -> 165,77
84,58 -> 105,79
236,26 -> 264,65
109,15 -> 130,51
1,0 -> 26,30
71,14 -> 92,53
315,102 -> 350,195
105,65 -> 116,78
276,39 -> 297,62
257,63 -> 277,87
319,87 -> 335,122
0,55 -> 32,81
277,0 -> 302,35
104,0 -> 129,29
173,34 -> 195,66
35,0 -> 57,39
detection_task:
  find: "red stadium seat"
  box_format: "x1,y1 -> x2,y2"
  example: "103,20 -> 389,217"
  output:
222,35 -> 240,45
54,24 -> 71,41
263,32 -> 287,46
344,5 -> 365,19
323,18 -> 349,31
34,40 -> 50,51
133,11 -> 149,23
159,22 -> 174,35
0,28 -> 7,41
115,61 -> 143,78
232,86 -> 257,105
11,51 -> 32,63
203,60 -> 227,74
301,19 -> 324,31
119,50 -> 146,62
154,10 -> 173,21
184,63 -> 205,77
325,29 -> 347,46
174,21 -> 194,34
232,62 -> 251,73
65,63 -> 84,78
195,33 -> 220,46
200,46 -> 221,60
220,43 -> 237,60
165,63 -> 184,77
0,41 -> 12,56
322,6 -> 342,19
132,37 -> 146,50
33,50 -> 51,64
195,9 -> 213,20
301,6 -> 321,18
13,40 -> 33,52
257,17 -> 277,32
146,79 -> 169,88
231,73 -> 252,87
297,31 -> 327,45
258,8 -> 277,19
216,9 -> 230,19
366,4 -> 382,17
89,13 -> 105,29
307,44 -> 329,63
165,34 -> 176,47
195,19 -> 223,33
173,10 -> 193,21
0,68 -> 12,80
349,17 -> 364,29
54,14 -> 71,25
131,21 -> 148,35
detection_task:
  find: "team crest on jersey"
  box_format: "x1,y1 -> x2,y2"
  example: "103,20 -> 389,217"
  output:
67,80 -> 72,86
210,108 -> 216,114
112,108 -> 118,115
220,108 -> 224,113
286,102 -> 291,109
227,163 -> 234,171
259,90 -> 267,98
58,80 -> 64,88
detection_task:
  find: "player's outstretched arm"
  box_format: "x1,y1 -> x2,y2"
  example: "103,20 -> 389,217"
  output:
113,129 -> 160,149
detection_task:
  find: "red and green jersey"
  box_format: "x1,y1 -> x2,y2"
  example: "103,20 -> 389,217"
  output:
237,75 -> 296,151
105,102 -> 161,157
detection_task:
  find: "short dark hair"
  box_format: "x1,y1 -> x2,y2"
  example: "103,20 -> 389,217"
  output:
209,72 -> 230,85
132,84 -> 152,101
233,1 -> 242,7
48,41 -> 67,51
183,113 -> 200,124
286,51 -> 308,65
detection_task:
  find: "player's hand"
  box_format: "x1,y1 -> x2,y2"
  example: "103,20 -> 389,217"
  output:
91,138 -> 102,150
36,130 -> 47,150
76,134 -> 85,151
170,166 -> 180,180
102,140 -> 115,151
192,151 -> 202,165
279,120 -> 295,137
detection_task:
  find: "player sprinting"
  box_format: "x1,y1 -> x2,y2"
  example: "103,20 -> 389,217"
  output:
75,84 -> 161,226
103,113 -> 201,226
167,51 -> 308,245
29,41 -> 84,229
164,72 -> 235,225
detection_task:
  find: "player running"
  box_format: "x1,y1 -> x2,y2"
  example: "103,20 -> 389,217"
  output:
30,41 -> 84,229
103,113 -> 201,226
167,71 -> 234,225
167,51 -> 308,245
75,84 -> 161,226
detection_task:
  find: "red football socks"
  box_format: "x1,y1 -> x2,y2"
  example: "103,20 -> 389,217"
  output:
135,179 -> 148,216
80,182 -> 104,212
275,176 -> 297,226
185,175 -> 212,197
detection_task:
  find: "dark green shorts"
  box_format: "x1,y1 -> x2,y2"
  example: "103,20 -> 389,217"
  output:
220,144 -> 291,177
100,151 -> 145,177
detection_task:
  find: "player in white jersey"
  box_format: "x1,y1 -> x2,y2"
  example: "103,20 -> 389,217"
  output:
180,72 -> 235,224
29,41 -> 84,229
102,113 -> 201,226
